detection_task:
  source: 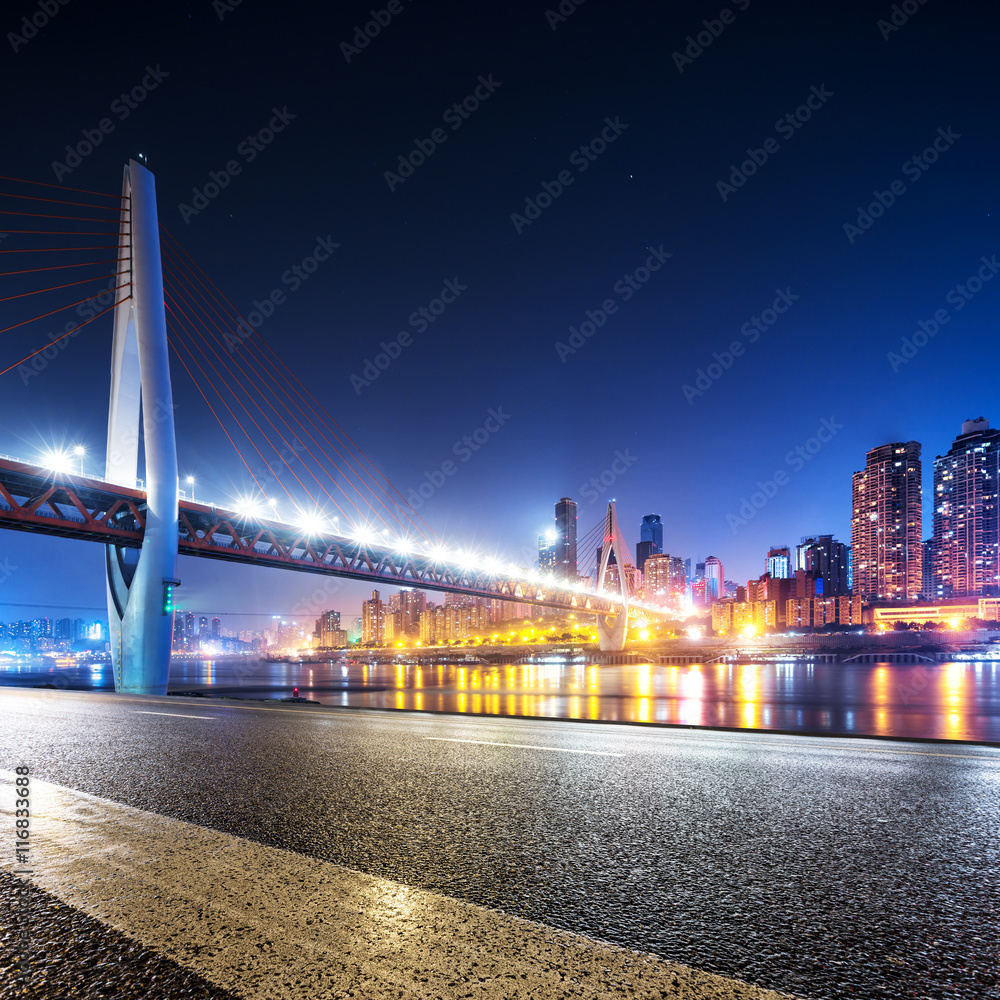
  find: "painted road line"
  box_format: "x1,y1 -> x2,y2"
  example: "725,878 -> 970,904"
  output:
134,711 -> 216,720
624,732 -> 999,761
0,771 -> 794,1000
426,736 -> 624,756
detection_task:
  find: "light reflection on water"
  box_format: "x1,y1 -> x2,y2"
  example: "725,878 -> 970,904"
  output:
3,655 -> 1000,741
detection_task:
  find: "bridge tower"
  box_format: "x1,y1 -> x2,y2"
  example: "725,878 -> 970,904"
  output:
596,500 -> 633,651
105,160 -> 178,695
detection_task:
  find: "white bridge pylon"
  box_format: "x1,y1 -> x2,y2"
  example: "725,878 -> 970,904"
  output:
596,500 -> 635,651
105,160 -> 179,695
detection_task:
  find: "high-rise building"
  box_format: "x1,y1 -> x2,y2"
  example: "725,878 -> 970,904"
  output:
921,538 -> 936,598
851,441 -> 922,600
554,497 -> 577,580
795,535 -> 850,596
316,610 -> 342,647
766,546 -> 792,579
398,589 -> 426,632
704,556 -> 724,603
211,617 -> 221,639
361,590 -> 384,645
538,530 -> 556,573
198,616 -> 208,636
932,418 -> 1000,598
644,554 -> 685,605
636,514 -> 663,573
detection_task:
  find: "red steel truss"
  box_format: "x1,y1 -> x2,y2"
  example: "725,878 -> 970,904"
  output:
0,456 -> 629,615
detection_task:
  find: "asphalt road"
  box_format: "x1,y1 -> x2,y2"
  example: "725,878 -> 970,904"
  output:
2,688 -> 999,1000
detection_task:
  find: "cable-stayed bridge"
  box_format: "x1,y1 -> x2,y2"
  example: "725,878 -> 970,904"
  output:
0,161 -> 656,693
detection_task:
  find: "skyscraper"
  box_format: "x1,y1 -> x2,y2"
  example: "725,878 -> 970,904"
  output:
316,609 -> 342,647
932,418 -> 1000,598
704,556 -> 724,603
635,513 -> 663,573
766,546 -> 792,579
796,536 -> 850,596
851,441 -> 922,600
554,497 -> 577,580
538,530 -> 556,573
361,590 -> 384,645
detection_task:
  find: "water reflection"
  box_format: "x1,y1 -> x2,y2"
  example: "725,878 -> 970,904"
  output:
2,654 -> 1000,742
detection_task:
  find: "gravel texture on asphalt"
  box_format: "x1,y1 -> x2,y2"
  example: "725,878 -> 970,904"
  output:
3,690 -> 1000,1000
0,871 -> 241,1000
2,773 -> 797,1000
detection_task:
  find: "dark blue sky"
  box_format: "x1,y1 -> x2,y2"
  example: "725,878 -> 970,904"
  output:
0,0 -> 997,625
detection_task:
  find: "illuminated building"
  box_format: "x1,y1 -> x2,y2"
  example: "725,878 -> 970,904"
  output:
766,546 -> 792,579
554,497 -> 577,580
785,596 -> 863,628
635,514 -> 663,573
796,535 -> 850,596
713,599 -> 776,633
397,589 -> 426,632
384,611 -> 403,642
316,609 -> 343,647
851,441 -> 922,600
704,556 -> 724,603
361,590 -> 384,645
538,530 -> 556,573
643,553 -> 685,605
932,418 -> 1000,598
870,601 -> 980,627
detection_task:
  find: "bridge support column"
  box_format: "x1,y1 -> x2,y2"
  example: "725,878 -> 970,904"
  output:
596,501 -> 631,652
106,160 -> 178,695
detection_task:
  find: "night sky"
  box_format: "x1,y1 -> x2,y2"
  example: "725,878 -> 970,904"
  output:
0,0 -> 997,626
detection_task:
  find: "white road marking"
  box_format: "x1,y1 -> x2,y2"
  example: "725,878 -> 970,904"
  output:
426,736 -> 623,756
0,771 -> 790,1000
133,711 -> 215,720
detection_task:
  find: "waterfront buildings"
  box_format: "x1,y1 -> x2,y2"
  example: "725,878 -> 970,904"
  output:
704,556 -> 724,603
554,497 -> 578,580
851,441 -> 923,600
931,418 -> 1000,598
635,514 -> 663,573
538,529 -> 556,573
796,535 -> 851,596
643,553 -> 686,607
766,546 -> 792,579
361,590 -> 385,645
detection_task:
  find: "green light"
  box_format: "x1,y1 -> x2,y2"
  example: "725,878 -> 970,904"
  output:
162,578 -> 180,616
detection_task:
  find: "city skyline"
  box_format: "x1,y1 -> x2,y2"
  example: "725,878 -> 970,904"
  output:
0,3 -> 997,627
